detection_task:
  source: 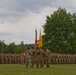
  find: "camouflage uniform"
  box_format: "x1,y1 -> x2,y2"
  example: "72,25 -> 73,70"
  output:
25,48 -> 32,68
39,48 -> 45,68
35,48 -> 40,68
31,48 -> 36,68
45,48 -> 51,68
14,54 -> 17,64
4,54 -> 8,64
75,54 -> 76,63
17,54 -> 20,64
1,53 -> 5,64
20,53 -> 25,65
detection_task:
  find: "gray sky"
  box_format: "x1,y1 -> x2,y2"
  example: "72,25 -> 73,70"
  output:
0,0 -> 76,44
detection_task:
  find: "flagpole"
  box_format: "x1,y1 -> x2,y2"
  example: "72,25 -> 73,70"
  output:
34,27 -> 38,49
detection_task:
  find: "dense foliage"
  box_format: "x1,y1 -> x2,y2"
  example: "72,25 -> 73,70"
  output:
0,40 -> 33,53
43,7 -> 76,54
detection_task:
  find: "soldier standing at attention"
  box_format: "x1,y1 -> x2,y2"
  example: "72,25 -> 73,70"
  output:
25,47 -> 32,68
45,47 -> 51,68
39,47 -> 45,68
1,53 -> 5,64
20,53 -> 25,65
35,47 -> 40,68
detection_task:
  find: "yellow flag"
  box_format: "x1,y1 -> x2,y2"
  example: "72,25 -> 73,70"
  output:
38,30 -> 43,48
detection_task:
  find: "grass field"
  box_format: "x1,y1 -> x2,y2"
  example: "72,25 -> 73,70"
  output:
0,64 -> 76,75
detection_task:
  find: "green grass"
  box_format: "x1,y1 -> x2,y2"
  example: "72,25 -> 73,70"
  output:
0,64 -> 76,75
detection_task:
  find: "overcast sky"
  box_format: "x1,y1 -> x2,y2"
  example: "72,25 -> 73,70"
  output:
0,0 -> 76,44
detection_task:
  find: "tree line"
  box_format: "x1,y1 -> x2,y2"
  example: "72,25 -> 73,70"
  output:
0,40 -> 33,53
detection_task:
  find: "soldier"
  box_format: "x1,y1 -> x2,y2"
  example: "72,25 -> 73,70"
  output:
39,47 -> 45,68
25,47 -> 32,68
35,47 -> 40,68
8,53 -> 12,64
45,47 -> 51,68
1,53 -> 5,64
50,53 -> 54,64
4,53 -> 8,64
17,54 -> 20,64
55,54 -> 59,64
20,53 -> 25,65
75,54 -> 76,63
14,53 -> 17,64
21,50 -> 26,64
30,47 -> 36,68
11,54 -> 15,64
58,53 -> 62,64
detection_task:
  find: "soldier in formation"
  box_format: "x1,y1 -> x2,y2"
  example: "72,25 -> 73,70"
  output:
45,47 -> 51,68
25,47 -> 33,68
38,47 -> 45,68
34,47 -> 40,68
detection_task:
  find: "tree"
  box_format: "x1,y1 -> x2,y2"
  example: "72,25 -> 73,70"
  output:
43,7 -> 76,54
0,40 -> 6,53
8,42 -> 16,53
0,40 -> 3,53
16,41 -> 26,53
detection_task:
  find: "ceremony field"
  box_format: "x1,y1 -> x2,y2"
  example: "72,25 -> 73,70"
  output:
0,64 -> 76,75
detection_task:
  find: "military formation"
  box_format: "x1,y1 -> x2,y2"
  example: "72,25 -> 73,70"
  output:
0,53 -> 25,64
51,53 -> 76,64
0,47 -> 76,68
